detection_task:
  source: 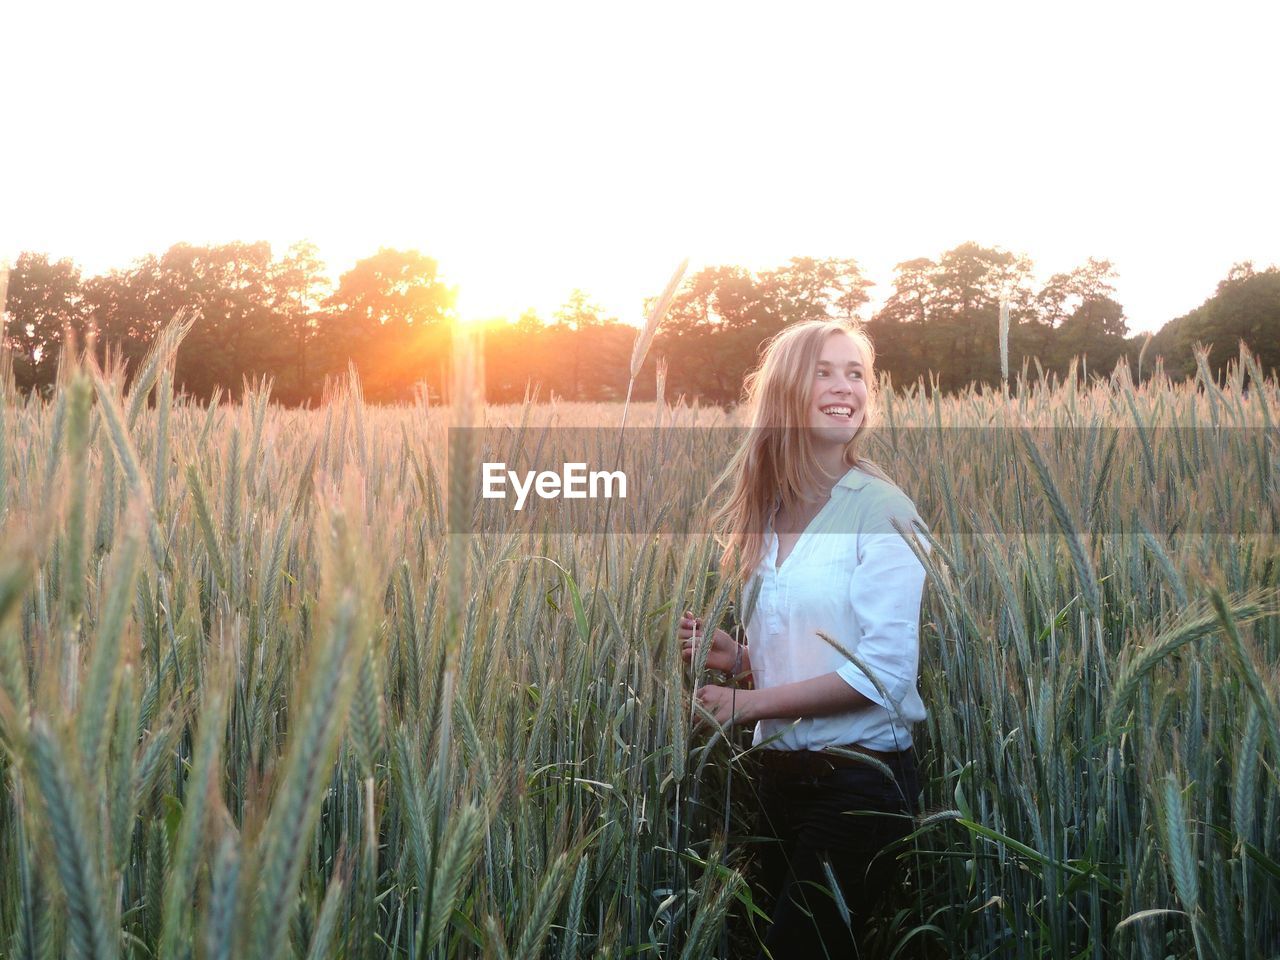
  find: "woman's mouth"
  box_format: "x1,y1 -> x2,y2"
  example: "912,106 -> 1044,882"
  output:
819,404 -> 855,422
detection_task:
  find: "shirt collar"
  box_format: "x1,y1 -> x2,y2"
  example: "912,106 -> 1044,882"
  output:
834,466 -> 872,493
769,467 -> 871,518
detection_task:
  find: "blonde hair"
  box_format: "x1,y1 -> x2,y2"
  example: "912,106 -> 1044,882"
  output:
709,319 -> 893,584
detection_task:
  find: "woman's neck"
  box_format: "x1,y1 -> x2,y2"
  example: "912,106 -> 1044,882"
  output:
813,444 -> 849,487
790,445 -> 848,504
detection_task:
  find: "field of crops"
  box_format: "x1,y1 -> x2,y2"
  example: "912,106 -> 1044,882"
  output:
0,324 -> 1277,959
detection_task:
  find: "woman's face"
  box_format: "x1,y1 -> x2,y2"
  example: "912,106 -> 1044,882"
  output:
807,331 -> 868,448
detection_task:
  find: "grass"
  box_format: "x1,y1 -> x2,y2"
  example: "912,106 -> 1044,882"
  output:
0,326 -> 1276,958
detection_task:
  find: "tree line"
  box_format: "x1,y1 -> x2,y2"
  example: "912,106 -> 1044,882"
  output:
3,241 -> 1277,405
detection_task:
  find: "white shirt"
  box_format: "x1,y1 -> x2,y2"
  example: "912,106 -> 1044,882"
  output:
746,466 -> 928,753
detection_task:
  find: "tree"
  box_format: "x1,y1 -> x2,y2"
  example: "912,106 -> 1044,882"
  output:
653,259 -> 872,404
1055,296 -> 1128,376
485,309 -> 548,403
81,242 -> 286,400
83,258 -> 169,373
759,258 -> 873,323
869,257 -> 936,387
1035,258 -> 1127,377
655,266 -> 771,404
1148,262 -> 1280,378
173,242 -> 279,397
870,243 -> 1035,392
549,291 -> 629,400
269,241 -> 331,404
325,248 -> 455,401
1036,258 -> 1120,329
877,258 -> 933,327
2,253 -> 89,392
156,243 -> 280,398
930,243 -> 1034,390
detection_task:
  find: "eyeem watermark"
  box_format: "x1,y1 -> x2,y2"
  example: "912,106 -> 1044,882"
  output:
451,427 -> 1273,534
482,462 -> 628,511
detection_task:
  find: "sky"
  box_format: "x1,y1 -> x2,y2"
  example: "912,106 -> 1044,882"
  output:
3,0 -> 1278,334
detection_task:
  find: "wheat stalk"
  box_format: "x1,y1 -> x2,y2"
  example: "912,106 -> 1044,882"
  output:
631,259 -> 688,381
160,672 -> 230,960
29,716 -> 118,960
247,583 -> 360,960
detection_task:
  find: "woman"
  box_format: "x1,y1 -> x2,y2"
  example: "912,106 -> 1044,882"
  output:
678,319 -> 927,958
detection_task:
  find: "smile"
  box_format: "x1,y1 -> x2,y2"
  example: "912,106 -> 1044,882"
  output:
819,404 -> 855,419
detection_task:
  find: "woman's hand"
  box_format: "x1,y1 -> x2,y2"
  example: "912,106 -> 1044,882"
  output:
694,684 -> 756,727
678,611 -> 748,675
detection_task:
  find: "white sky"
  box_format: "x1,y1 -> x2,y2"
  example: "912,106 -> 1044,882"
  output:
3,0 -> 1278,334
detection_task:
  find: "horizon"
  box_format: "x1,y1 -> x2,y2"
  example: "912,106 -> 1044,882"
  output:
5,237 -> 1268,337
5,1 -> 1278,335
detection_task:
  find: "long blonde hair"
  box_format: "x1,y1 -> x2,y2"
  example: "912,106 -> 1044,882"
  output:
709,319 -> 892,584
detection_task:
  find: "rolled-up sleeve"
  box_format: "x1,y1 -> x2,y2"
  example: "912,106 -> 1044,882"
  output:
835,499 -> 927,712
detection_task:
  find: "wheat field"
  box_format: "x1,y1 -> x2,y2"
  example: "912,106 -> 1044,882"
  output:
0,325 -> 1277,958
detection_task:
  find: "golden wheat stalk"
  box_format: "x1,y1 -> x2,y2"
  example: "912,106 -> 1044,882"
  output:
630,258 -> 688,381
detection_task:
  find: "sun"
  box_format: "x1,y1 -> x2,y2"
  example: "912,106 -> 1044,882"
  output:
443,253 -> 585,327
445,261 -> 526,326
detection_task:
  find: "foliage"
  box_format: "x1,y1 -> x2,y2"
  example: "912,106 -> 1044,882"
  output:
323,248 -> 456,403
1,252 -> 90,392
1147,263 -> 1280,380
3,244 -> 1279,409
870,245 -> 1132,391
0,313 -> 1276,957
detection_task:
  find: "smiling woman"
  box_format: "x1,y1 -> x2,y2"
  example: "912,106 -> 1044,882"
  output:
809,335 -> 868,451
681,318 -> 929,957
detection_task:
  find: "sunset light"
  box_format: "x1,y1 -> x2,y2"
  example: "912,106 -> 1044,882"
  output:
4,3 -> 1280,956
5,1 -> 1277,334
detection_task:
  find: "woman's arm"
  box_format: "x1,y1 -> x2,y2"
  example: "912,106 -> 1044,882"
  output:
695,673 -> 870,727
835,508 -> 927,710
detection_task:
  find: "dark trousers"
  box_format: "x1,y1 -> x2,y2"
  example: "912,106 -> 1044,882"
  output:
754,749 -> 919,959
